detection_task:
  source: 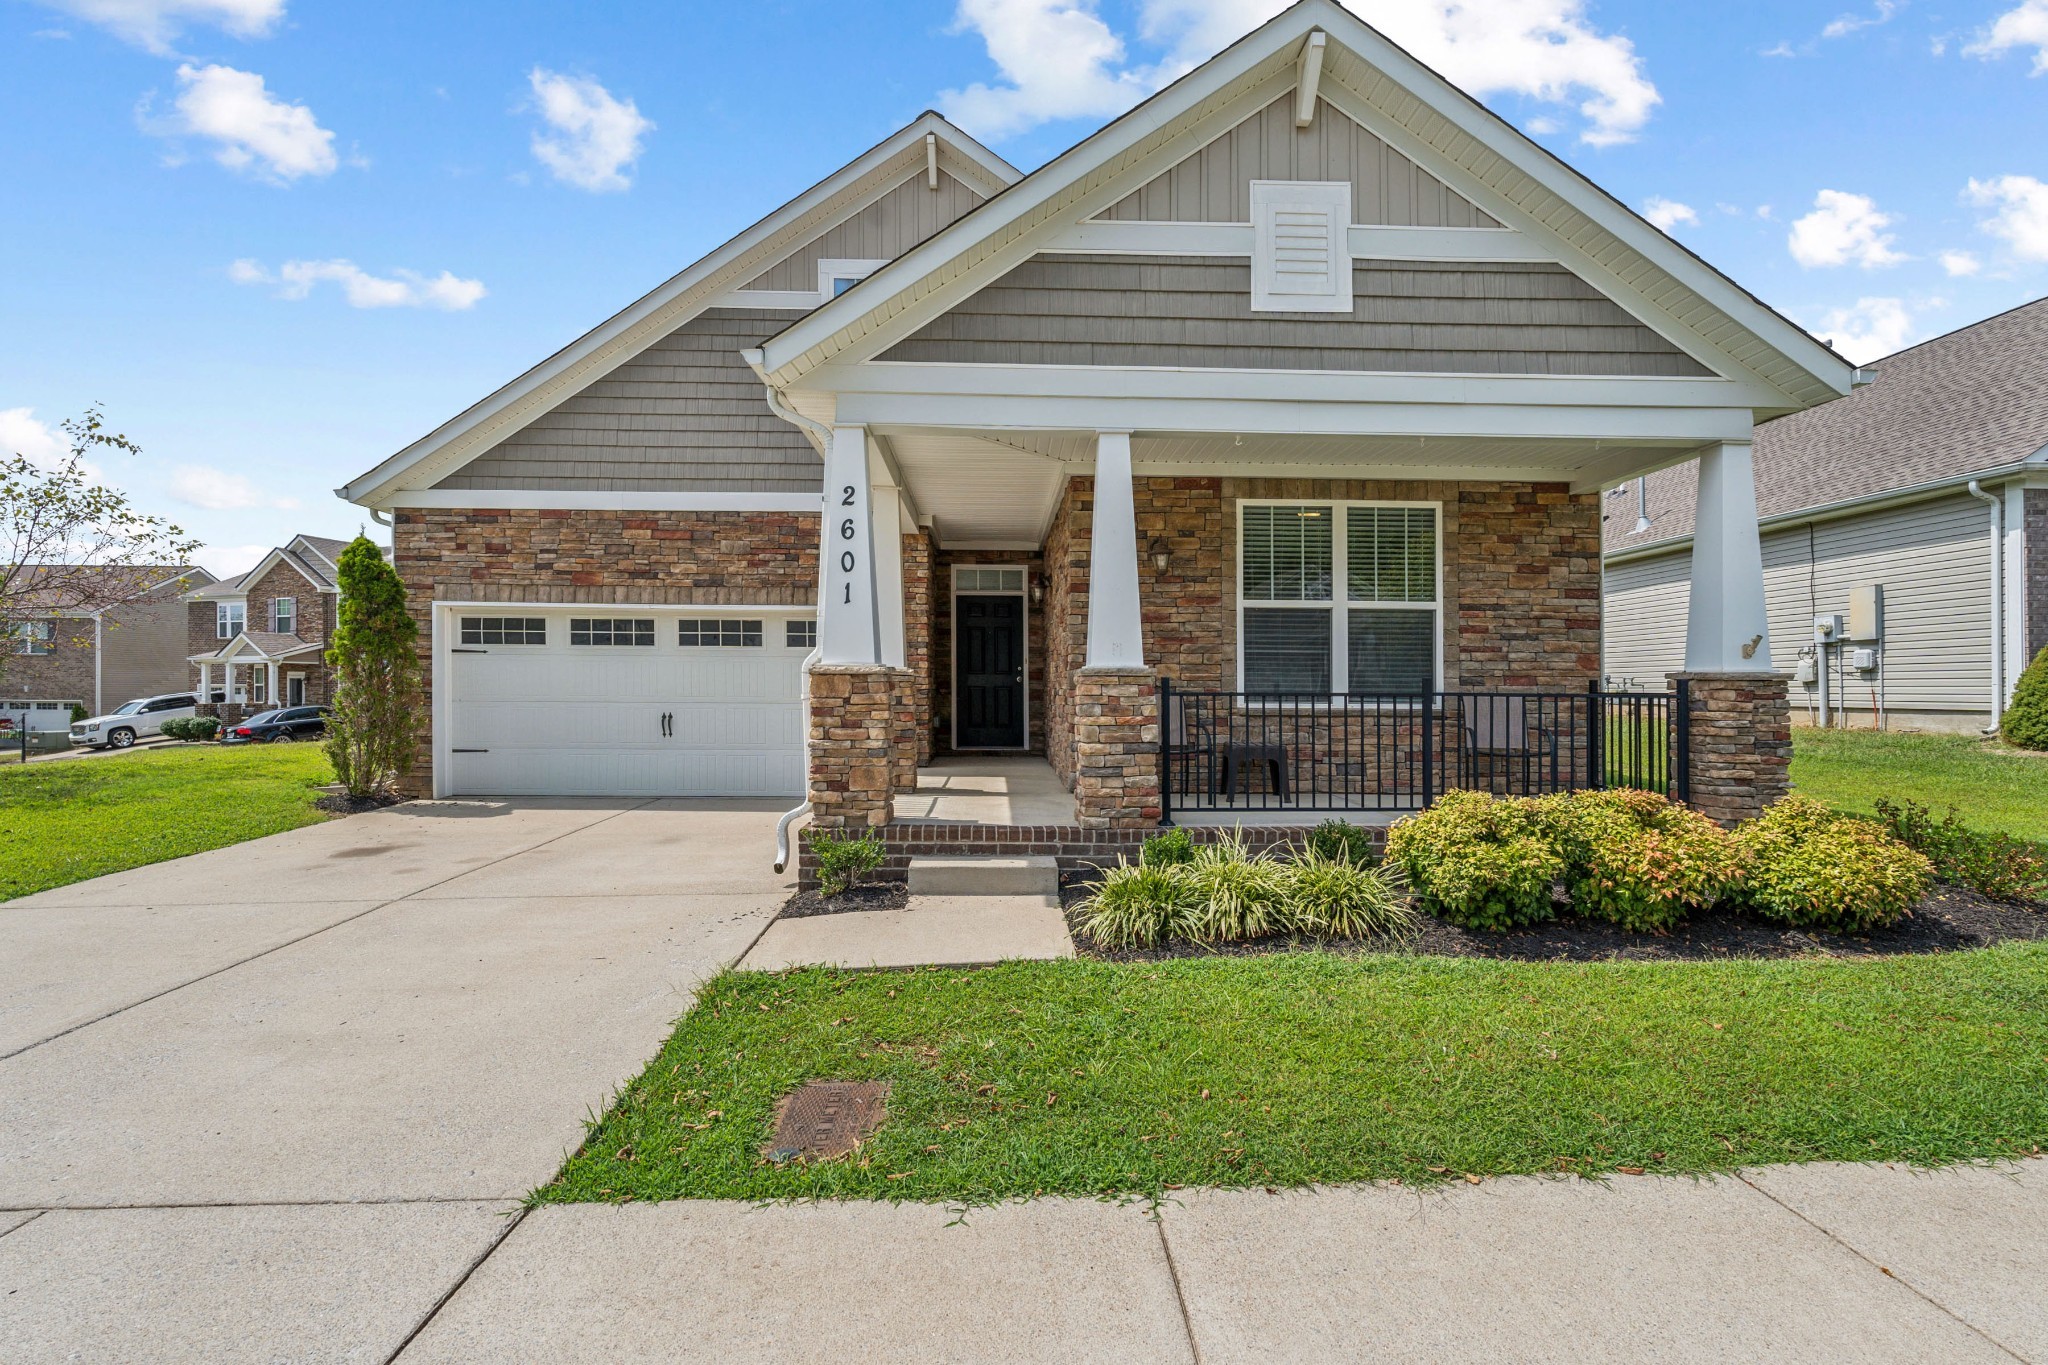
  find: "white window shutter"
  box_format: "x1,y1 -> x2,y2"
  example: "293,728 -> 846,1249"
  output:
1250,181 -> 1352,313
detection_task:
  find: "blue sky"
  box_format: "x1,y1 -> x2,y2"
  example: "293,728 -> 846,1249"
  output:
3,0 -> 2045,575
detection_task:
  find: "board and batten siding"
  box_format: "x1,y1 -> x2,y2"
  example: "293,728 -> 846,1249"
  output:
1101,95 -> 1500,228
436,310 -> 822,493
1603,492 -> 1996,717
879,255 -> 1710,377
743,173 -> 986,292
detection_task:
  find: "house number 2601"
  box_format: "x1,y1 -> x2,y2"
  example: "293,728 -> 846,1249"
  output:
839,485 -> 858,604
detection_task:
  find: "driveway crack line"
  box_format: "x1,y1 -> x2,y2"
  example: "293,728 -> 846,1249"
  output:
0,1209 -> 45,1241
1737,1172 -> 2029,1363
1152,1206 -> 1205,1365
0,801 -> 657,1062
383,1205 -> 530,1362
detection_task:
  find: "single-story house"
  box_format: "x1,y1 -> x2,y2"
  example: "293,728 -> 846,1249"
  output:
184,534 -> 355,718
4,565 -> 215,727
341,0 -> 1857,855
1604,299 -> 2047,733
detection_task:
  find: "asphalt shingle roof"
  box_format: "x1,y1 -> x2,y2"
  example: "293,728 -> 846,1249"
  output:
1605,297 -> 2048,553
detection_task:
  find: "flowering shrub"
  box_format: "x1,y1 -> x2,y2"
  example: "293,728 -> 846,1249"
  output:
1870,798 -> 2048,903
1385,790 -> 1562,930
1732,795 -> 1932,933
1533,789 -> 1743,932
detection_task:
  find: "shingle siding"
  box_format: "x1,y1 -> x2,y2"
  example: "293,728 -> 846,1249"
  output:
1604,492 -> 1999,720
880,255 -> 1709,377
435,309 -> 823,493
1101,95 -> 1501,227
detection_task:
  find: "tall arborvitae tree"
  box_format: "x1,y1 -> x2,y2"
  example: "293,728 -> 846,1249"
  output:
324,536 -> 422,798
2003,647 -> 2048,752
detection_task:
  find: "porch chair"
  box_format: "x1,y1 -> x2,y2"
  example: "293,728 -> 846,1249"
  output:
1457,695 -> 1552,795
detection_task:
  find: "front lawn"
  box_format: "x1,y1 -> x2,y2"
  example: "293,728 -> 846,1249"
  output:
538,947 -> 2048,1205
1792,728 -> 2048,846
0,744 -> 334,900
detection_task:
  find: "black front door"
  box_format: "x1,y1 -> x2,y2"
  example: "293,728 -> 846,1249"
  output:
956,594 -> 1025,748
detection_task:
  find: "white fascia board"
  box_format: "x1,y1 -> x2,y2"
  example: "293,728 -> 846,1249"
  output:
386,490 -> 823,512
838,391 -> 1753,444
215,546 -> 325,594
831,360 -> 1786,411
340,115 -> 1019,509
1307,37 -> 1849,405
756,24 -> 1308,381
1602,457 -> 2046,564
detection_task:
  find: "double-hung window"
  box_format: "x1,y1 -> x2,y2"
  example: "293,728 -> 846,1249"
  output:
272,596 -> 296,634
217,602 -> 244,640
10,622 -> 53,656
1238,502 -> 1439,697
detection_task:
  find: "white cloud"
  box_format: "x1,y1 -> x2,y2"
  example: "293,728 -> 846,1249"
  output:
527,68 -> 653,192
1939,248 -> 1982,276
148,63 -> 336,183
1965,0 -> 2048,73
1966,174 -> 2048,261
1642,196 -> 1698,233
1813,297 -> 1919,363
0,408 -> 69,466
939,0 -> 1661,147
1821,0 -> 1900,40
1788,190 -> 1907,268
32,0 -> 282,54
169,463 -> 300,511
231,258 -> 487,309
195,543 -> 271,578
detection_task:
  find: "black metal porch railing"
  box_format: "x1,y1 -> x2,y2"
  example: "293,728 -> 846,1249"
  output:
1158,679 -> 1689,822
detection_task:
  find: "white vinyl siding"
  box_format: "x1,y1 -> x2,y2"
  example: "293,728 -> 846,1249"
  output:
1251,181 -> 1352,313
1603,492 -> 1997,715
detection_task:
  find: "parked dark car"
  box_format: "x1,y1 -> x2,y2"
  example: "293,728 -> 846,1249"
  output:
222,706 -> 330,744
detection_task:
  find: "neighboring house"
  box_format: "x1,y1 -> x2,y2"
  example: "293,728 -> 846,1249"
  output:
184,535 -> 358,714
341,0 -> 1855,840
3,565 -> 215,727
1605,299 -> 2048,733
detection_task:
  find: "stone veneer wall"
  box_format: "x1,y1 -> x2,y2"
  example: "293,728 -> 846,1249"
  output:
1039,474 -> 1602,787
808,664 -> 905,828
1072,666 -> 1162,827
1669,671 -> 1792,824
931,545 -> 1046,754
903,531 -> 935,765
390,507 -> 818,794
2028,489 -> 2047,666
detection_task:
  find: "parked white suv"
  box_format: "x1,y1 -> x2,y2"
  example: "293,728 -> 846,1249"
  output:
69,693 -> 198,750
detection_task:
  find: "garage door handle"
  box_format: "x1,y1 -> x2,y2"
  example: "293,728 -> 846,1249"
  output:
452,648 -> 489,654
452,748 -> 489,754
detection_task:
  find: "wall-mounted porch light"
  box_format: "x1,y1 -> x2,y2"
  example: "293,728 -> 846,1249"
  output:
1029,573 -> 1045,606
1147,537 -> 1173,573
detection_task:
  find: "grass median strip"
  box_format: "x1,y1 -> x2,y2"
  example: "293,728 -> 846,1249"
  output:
0,745 -> 334,899
1793,729 -> 2048,847
539,946 -> 2048,1204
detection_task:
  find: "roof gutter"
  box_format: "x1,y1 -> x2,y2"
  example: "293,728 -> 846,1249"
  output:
1602,456 -> 2045,566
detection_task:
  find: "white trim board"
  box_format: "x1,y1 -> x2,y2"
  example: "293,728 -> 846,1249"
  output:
1048,220 -> 1553,261
386,490 -> 824,513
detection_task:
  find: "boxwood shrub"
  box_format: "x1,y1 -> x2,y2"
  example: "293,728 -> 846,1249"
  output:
1533,788 -> 1743,932
1384,789 -> 1562,931
1731,795 -> 1932,933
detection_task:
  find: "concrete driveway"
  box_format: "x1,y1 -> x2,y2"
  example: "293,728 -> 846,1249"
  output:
0,797 -> 789,1359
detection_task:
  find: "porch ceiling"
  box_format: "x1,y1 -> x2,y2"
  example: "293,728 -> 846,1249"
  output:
879,425 -> 1703,547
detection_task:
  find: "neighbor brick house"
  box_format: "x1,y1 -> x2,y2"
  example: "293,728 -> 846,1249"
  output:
341,1 -> 1856,851
184,535 -> 353,718
3,565 -> 213,728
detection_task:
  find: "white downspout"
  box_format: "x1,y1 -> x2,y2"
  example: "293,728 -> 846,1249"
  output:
1967,481 -> 2004,733
91,610 -> 104,714
753,363 -> 833,871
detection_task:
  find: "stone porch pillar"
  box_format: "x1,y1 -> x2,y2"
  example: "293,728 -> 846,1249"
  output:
807,664 -> 907,829
1668,671 -> 1791,826
1074,431 -> 1160,827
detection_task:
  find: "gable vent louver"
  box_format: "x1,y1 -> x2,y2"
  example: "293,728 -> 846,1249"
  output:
1251,181 -> 1352,313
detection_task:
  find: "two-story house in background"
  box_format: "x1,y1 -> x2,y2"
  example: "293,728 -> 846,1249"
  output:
184,535 -> 357,716
5,565 -> 214,729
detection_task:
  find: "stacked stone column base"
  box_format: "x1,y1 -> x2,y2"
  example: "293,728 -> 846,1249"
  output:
1073,665 -> 1161,828
808,664 -> 910,829
892,668 -> 919,795
1669,670 -> 1791,825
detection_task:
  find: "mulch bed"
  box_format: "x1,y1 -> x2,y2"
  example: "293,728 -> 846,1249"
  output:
314,791 -> 407,816
779,881 -> 912,919
1058,871 -> 2048,964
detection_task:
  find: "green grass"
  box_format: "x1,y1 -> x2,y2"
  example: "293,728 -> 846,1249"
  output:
537,948 -> 2048,1204
0,744 -> 334,900
1792,729 -> 2048,846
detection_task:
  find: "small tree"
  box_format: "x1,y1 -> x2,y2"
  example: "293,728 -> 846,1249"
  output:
1,407 -> 202,679
2004,647 -> 2048,751
324,537 -> 422,798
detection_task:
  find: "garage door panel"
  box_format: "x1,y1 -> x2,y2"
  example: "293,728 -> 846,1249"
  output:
443,608 -> 812,799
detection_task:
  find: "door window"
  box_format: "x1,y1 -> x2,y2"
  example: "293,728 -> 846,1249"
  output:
569,618 -> 654,647
679,619 -> 763,647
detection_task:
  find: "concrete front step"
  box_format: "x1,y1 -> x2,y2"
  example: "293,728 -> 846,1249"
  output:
906,855 -> 1060,897
738,896 -> 1075,971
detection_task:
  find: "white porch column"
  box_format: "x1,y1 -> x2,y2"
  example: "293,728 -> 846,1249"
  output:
1085,431 -> 1145,667
819,424 -> 882,665
1685,440 -> 1773,672
871,470 -> 907,669
197,662 -> 211,703
266,661 -> 280,706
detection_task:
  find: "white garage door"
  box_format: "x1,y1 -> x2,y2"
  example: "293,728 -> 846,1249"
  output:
443,608 -> 815,798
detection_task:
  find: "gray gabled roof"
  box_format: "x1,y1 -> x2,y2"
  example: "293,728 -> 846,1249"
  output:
1606,297 -> 2048,553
